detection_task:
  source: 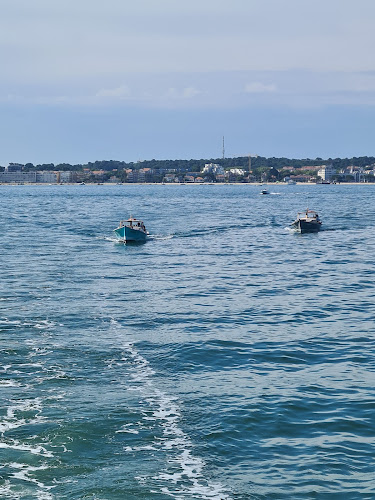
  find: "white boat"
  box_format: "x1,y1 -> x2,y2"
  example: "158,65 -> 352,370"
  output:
260,188 -> 269,195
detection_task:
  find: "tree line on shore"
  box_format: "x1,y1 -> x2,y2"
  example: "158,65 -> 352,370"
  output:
2,155 -> 374,173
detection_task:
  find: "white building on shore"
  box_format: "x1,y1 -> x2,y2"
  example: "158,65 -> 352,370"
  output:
0,171 -> 37,183
317,165 -> 336,181
202,163 -> 225,175
36,171 -> 58,183
0,163 -> 60,183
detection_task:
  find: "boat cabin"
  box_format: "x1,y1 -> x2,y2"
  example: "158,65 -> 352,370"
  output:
297,209 -> 320,221
118,217 -> 146,232
119,218 -> 146,230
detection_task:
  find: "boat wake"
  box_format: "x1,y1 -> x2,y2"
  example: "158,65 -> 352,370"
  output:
109,318 -> 231,499
100,234 -> 174,243
147,234 -> 174,241
98,235 -> 119,243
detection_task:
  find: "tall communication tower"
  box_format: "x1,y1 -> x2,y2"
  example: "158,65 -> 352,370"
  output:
248,154 -> 258,172
222,136 -> 225,160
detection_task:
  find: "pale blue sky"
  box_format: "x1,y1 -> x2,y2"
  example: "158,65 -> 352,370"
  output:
1,0 -> 374,164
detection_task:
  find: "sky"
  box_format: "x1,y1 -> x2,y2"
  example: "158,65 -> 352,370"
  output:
1,0 -> 375,165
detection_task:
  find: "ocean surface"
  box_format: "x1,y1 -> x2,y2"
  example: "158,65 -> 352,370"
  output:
1,183 -> 375,499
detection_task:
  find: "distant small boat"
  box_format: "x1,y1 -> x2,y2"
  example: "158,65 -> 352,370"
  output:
291,209 -> 322,233
287,179 -> 296,185
114,217 -> 148,243
260,188 -> 269,195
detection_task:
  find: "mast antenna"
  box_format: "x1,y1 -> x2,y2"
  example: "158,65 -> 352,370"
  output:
222,136 -> 225,160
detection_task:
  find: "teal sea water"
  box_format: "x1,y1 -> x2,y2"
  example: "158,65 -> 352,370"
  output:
1,184 -> 375,499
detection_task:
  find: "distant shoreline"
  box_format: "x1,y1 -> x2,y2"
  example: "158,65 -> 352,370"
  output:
0,182 -> 372,186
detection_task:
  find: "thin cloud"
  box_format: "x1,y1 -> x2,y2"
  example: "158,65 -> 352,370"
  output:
96,85 -> 131,99
245,82 -> 277,93
4,70 -> 375,110
182,87 -> 202,98
163,86 -> 203,102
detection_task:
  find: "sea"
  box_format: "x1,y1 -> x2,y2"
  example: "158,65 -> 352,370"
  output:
1,183 -> 375,499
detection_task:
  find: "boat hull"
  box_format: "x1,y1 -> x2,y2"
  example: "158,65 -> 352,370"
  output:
114,226 -> 147,242
292,220 -> 321,233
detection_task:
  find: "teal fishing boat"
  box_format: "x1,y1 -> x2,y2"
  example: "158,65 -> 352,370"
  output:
114,217 -> 148,243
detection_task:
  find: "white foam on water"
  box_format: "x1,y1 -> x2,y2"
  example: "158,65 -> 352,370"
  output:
124,444 -> 158,452
36,369 -> 67,383
0,480 -> 21,499
0,443 -> 56,497
0,388 -> 60,496
0,417 -> 27,433
0,319 -> 55,330
116,424 -> 139,434
109,318 -> 231,499
7,462 -> 55,496
1,322 -> 64,499
99,235 -> 119,243
0,318 -> 22,327
32,320 -> 56,330
0,441 -> 54,457
7,397 -> 44,416
148,234 -> 174,241
28,346 -> 52,356
0,463 -> 55,500
103,234 -> 174,243
45,392 -> 66,401
0,397 -> 45,434
37,492 -> 55,500
148,390 -> 231,498
17,362 -> 44,368
0,380 -> 21,387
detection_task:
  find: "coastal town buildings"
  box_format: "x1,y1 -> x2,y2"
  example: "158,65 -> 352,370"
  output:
338,166 -> 365,182
0,164 -> 77,184
36,172 -> 58,183
0,171 -> 37,183
202,163 -> 225,175
1,160 -> 374,184
57,171 -> 76,183
317,165 -> 336,181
